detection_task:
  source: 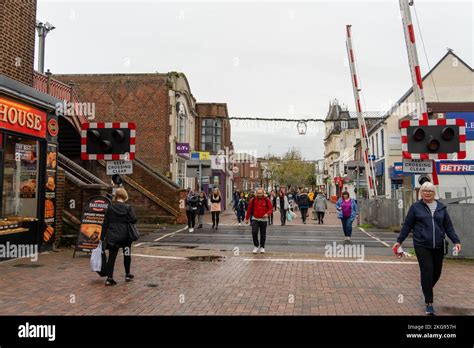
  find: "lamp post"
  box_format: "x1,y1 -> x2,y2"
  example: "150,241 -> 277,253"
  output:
36,21 -> 55,73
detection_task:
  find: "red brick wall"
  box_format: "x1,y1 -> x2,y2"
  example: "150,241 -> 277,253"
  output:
0,0 -> 37,86
54,74 -> 172,174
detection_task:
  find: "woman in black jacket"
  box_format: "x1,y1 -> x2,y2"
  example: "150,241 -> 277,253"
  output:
196,191 -> 209,229
394,182 -> 461,315
101,188 -> 137,286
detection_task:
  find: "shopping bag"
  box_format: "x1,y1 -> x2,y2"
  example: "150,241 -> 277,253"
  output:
290,210 -> 297,219
90,242 -> 103,272
287,211 -> 293,221
90,241 -> 108,277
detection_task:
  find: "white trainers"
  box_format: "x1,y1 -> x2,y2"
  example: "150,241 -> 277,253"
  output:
238,222 -> 241,226
260,248 -> 265,254
252,247 -> 259,254
189,228 -> 194,233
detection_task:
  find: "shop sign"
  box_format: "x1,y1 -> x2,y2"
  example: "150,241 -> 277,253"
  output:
47,118 -> 59,137
75,195 -> 111,254
446,112 -> 474,140
436,161 -> 474,175
191,151 -> 210,160
176,143 -> 190,157
0,97 -> 47,138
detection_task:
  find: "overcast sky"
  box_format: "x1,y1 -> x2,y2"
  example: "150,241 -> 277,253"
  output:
37,0 -> 473,160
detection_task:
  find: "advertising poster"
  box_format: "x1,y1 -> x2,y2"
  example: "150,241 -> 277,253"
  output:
74,195 -> 111,255
43,144 -> 57,244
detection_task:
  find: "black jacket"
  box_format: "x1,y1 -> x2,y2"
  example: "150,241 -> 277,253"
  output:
186,194 -> 199,211
297,193 -> 310,208
101,202 -> 137,249
397,200 -> 460,249
197,196 -> 209,215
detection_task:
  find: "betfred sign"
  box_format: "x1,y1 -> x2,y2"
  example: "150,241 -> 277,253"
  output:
0,97 -> 47,138
436,161 -> 474,175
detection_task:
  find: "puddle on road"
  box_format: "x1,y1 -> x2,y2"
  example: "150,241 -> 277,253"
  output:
13,264 -> 44,268
187,255 -> 226,262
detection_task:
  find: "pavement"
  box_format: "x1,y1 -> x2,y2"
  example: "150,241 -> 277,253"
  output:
1,203 -> 473,316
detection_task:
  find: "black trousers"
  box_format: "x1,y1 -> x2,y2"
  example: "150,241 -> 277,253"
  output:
414,246 -> 444,304
107,243 -> 131,279
280,208 -> 287,225
212,211 -> 220,227
300,208 -> 308,223
268,213 -> 273,225
186,210 -> 196,228
252,220 -> 267,248
317,211 -> 325,223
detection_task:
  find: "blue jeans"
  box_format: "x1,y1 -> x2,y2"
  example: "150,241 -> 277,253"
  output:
341,217 -> 353,237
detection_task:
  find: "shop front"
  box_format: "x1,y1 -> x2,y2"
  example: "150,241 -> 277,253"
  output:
0,94 -> 58,255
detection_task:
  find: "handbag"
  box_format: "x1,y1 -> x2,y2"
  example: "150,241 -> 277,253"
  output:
127,205 -> 140,242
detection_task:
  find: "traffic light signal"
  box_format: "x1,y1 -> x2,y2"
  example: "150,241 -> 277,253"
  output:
401,119 -> 466,159
81,122 -> 136,160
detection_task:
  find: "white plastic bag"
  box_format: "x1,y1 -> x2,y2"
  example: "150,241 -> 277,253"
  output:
90,241 -> 102,272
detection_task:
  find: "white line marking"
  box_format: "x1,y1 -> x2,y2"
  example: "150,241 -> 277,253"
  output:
154,226 -> 188,241
359,227 -> 391,247
132,253 -> 187,260
243,258 -> 417,265
134,242 -> 145,247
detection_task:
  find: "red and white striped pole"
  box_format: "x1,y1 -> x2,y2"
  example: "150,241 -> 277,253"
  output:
399,0 -> 438,184
399,0 -> 428,122
346,24 -> 378,199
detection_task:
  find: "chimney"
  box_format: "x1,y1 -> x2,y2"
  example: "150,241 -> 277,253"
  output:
0,0 -> 37,86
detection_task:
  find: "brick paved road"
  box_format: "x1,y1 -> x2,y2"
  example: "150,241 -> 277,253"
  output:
1,203 -> 472,316
0,245 -> 473,316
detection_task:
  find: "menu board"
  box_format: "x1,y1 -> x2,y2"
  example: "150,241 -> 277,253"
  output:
42,144 -> 57,244
75,196 -> 111,253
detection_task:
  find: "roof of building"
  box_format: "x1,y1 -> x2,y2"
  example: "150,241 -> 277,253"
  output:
381,50 -> 473,119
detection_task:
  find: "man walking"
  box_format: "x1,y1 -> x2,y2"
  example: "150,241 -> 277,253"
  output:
245,188 -> 273,254
298,188 -> 310,224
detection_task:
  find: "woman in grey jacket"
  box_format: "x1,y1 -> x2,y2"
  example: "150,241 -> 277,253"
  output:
394,182 -> 461,315
313,192 -> 328,224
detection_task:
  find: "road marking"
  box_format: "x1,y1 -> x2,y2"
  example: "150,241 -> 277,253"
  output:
132,253 -> 188,260
243,258 -> 417,265
154,226 -> 188,242
358,227 -> 391,247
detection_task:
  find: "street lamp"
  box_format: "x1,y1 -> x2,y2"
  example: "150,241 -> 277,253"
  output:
297,121 -> 307,135
36,21 -> 55,73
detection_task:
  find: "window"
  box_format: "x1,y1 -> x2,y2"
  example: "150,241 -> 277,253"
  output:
201,118 -> 222,153
177,102 -> 187,143
1,135 -> 40,219
380,129 -> 385,157
375,133 -> 379,158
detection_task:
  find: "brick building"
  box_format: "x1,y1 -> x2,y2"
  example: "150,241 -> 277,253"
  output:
54,72 -> 198,188
195,102 -> 233,208
233,153 -> 260,193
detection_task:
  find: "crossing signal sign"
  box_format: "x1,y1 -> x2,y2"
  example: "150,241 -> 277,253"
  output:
401,118 -> 466,160
81,122 -> 136,160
